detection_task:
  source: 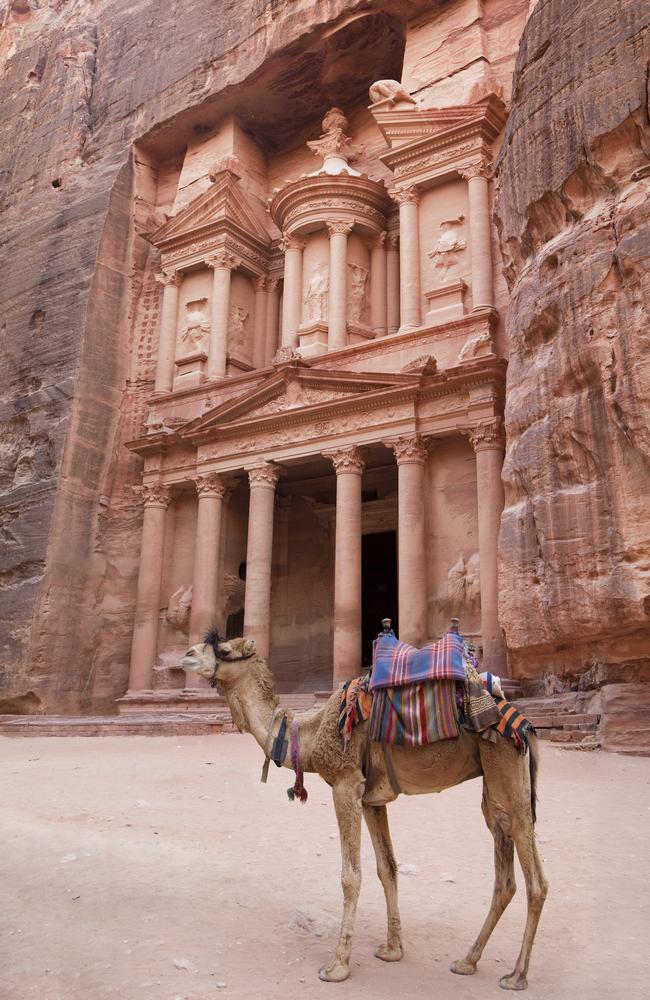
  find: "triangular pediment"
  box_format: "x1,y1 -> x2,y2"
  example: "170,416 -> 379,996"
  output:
181,365 -> 419,437
149,170 -> 271,249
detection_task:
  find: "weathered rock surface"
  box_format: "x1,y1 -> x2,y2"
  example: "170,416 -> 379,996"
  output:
601,683 -> 650,755
494,0 -> 650,682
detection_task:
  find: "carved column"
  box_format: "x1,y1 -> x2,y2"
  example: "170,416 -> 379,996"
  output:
392,187 -> 421,330
369,231 -> 387,337
390,436 -> 428,646
469,419 -> 506,671
460,160 -> 494,311
327,221 -> 353,351
265,278 -> 280,366
127,483 -> 172,692
280,234 -> 305,349
189,473 -> 228,647
153,271 -> 182,394
386,233 -> 400,336
253,276 -> 268,369
243,464 -> 280,659
205,251 -> 239,380
325,446 -> 365,686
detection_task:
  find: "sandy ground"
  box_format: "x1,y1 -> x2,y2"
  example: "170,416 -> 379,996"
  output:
1,735 -> 649,1000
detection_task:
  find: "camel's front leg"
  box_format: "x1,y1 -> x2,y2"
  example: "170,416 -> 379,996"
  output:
319,775 -> 363,983
363,804 -> 403,962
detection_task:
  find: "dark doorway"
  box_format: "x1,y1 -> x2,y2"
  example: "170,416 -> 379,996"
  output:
361,531 -> 398,669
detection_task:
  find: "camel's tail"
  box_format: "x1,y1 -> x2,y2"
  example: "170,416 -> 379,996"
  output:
528,731 -> 539,825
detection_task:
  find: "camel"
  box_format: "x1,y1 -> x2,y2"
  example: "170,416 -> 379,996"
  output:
181,632 -> 548,990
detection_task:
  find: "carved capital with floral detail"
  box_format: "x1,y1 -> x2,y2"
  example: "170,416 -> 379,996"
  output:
266,277 -> 280,292
367,230 -> 387,251
326,221 -> 354,238
467,418 -> 505,452
272,347 -> 301,365
388,434 -> 429,465
279,233 -> 306,253
134,482 -> 172,508
254,276 -> 267,292
248,463 -> 281,490
323,445 -> 366,475
195,472 -> 228,500
155,270 -> 182,288
390,185 -> 420,207
204,251 -> 240,271
458,156 -> 493,181
387,233 -> 400,250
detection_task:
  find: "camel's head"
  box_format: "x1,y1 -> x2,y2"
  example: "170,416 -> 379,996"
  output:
181,629 -> 257,690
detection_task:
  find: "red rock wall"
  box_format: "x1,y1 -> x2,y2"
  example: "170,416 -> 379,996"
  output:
494,0 -> 650,685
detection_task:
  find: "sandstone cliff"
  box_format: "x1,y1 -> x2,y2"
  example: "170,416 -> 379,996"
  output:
494,0 -> 650,686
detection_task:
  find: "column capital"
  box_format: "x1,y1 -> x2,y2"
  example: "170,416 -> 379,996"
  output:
387,233 -> 400,250
388,434 -> 429,465
195,472 -> 228,500
155,270 -> 182,287
458,156 -> 493,181
254,275 -> 268,291
367,230 -> 387,250
248,463 -> 281,490
326,221 -> 354,238
390,185 -> 420,207
204,251 -> 240,271
467,417 -> 505,452
266,277 -> 280,292
279,233 -> 306,253
135,482 -> 172,508
324,445 -> 366,475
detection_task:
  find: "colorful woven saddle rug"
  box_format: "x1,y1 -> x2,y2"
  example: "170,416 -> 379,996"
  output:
337,630 -> 536,753
369,629 -> 466,690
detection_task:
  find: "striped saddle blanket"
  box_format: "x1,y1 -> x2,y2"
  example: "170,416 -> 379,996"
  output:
369,630 -> 466,691
368,679 -> 459,746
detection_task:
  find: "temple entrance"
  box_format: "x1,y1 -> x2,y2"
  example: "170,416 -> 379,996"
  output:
361,531 -> 398,669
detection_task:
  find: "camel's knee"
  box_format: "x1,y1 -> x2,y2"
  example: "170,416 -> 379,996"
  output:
376,857 -> 397,885
341,868 -> 361,901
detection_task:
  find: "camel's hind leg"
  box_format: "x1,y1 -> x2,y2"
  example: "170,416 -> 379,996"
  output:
319,773 -> 364,983
499,815 -> 548,990
363,804 -> 403,962
450,787 -> 516,977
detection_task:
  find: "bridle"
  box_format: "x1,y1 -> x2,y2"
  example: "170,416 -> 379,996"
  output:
208,638 -> 256,687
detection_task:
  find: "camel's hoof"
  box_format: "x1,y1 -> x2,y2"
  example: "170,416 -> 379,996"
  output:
318,962 -> 350,983
499,972 -> 528,991
375,943 -> 404,962
450,958 -> 477,976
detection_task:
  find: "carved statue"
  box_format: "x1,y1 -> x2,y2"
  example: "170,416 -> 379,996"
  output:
180,297 -> 210,352
306,107 -> 363,172
229,304 -> 249,353
165,584 -> 193,632
347,263 -> 369,325
304,264 -> 329,323
369,80 -> 416,107
458,329 -> 493,363
447,553 -> 480,612
428,216 -> 467,279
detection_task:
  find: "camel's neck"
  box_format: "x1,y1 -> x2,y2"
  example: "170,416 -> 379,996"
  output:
226,679 -> 323,773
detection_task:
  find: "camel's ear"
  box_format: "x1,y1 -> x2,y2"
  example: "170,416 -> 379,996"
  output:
243,638 -> 256,656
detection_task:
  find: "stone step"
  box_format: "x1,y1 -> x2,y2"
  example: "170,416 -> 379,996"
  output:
0,713 -> 237,738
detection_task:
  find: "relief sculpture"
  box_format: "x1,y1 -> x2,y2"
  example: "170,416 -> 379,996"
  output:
229,305 -> 249,354
165,584 -> 193,632
428,216 -> 467,279
347,263 -> 369,325
304,264 -> 329,323
447,553 -> 480,612
180,298 -> 209,353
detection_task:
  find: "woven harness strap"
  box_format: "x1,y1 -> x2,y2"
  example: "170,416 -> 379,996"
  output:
260,706 -> 284,784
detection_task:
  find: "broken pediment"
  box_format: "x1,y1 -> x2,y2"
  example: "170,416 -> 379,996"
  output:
148,164 -> 272,255
371,94 -> 507,150
180,365 -> 418,437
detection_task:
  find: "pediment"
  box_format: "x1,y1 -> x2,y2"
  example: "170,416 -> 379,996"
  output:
150,170 -> 271,249
181,365 -> 418,437
372,94 -> 507,149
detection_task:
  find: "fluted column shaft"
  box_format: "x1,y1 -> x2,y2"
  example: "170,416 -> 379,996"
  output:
393,187 -> 421,330
280,235 -> 304,348
462,163 -> 494,310
265,279 -> 280,365
243,464 -> 280,659
326,447 -> 364,686
327,222 -> 352,351
154,271 -> 182,394
369,231 -> 387,336
206,252 -> 239,380
386,234 -> 400,335
253,277 -> 268,369
391,436 -> 428,646
470,420 -> 506,671
127,484 -> 171,692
